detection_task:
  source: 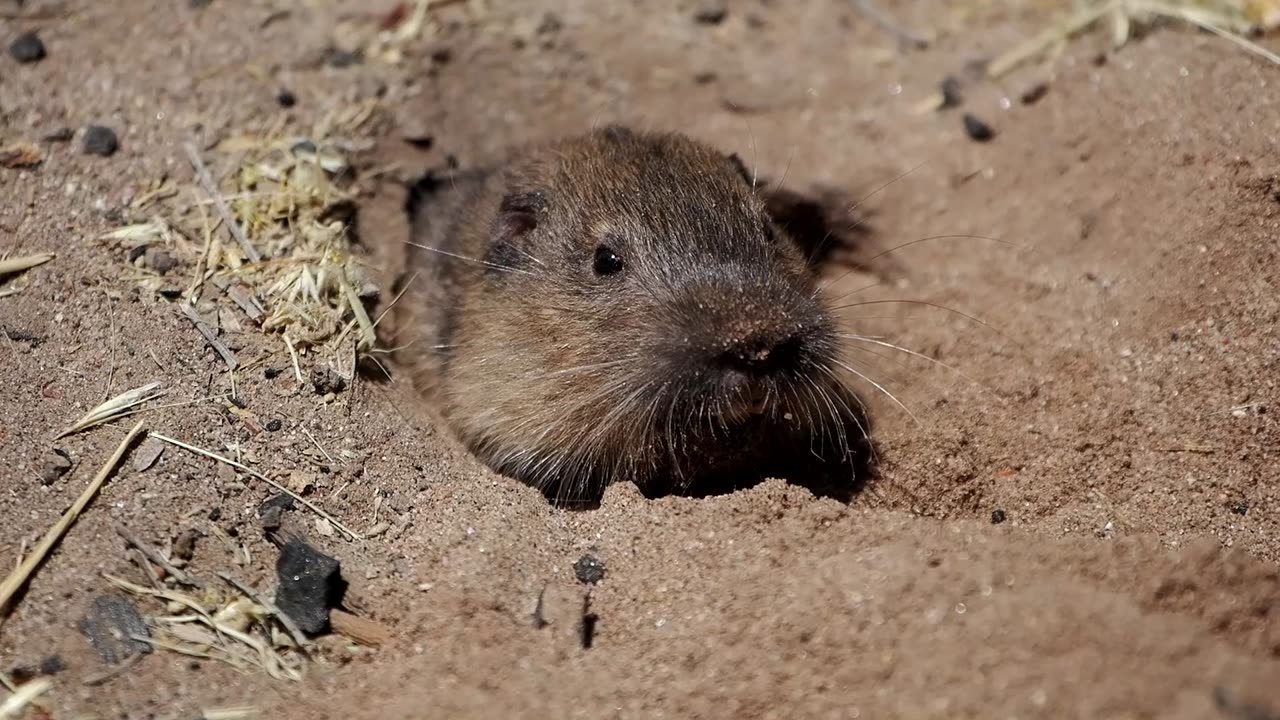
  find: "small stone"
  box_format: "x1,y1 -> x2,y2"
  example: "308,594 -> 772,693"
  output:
258,493 -> 295,531
78,594 -> 151,664
132,438 -> 165,472
1230,501 -> 1249,515
274,537 -> 343,635
264,367 -> 282,380
41,127 -> 74,143
265,418 -> 283,432
574,553 -> 606,584
276,88 -> 297,108
327,48 -> 362,68
9,31 -> 47,63
939,76 -> 963,109
82,126 -> 119,157
991,509 -> 1007,524
963,113 -> 995,142
693,0 -> 728,24
1020,82 -> 1049,105
38,448 -> 73,486
147,250 -> 178,275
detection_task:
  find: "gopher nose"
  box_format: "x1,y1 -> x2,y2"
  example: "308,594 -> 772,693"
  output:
716,330 -> 804,376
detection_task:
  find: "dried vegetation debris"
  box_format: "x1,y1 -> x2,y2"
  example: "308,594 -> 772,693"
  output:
97,100 -> 385,379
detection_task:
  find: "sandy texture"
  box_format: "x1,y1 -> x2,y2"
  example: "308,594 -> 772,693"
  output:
2,0 -> 1279,718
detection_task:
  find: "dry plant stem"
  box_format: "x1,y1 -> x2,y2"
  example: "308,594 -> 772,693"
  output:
184,143 -> 261,264
0,677 -> 52,719
180,302 -> 240,370
0,421 -> 147,621
854,0 -> 929,49
329,608 -> 393,647
149,433 -> 361,540
114,523 -> 204,588
215,572 -> 310,650
0,253 -> 55,278
55,382 -> 164,439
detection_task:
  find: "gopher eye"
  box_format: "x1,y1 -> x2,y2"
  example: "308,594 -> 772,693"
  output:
593,245 -> 624,276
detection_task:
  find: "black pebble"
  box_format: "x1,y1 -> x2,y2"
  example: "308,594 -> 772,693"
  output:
573,553 -> 606,585
940,75 -> 963,109
311,366 -> 347,395
991,509 -> 1007,524
1230,501 -> 1249,516
10,31 -> 46,63
276,88 -> 297,108
264,367 -> 282,380
274,537 -> 345,635
82,125 -> 119,157
265,418 -> 283,432
78,594 -> 151,664
963,113 -> 995,142
126,245 -> 146,264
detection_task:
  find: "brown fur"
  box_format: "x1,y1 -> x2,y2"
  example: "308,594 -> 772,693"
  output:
391,126 -> 872,504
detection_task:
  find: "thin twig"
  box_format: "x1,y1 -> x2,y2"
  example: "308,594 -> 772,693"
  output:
215,572 -> 310,650
150,433 -> 361,540
854,0 -> 929,49
0,421 -> 147,620
114,523 -> 203,588
81,651 -> 145,687
184,143 -> 261,264
180,302 -> 240,370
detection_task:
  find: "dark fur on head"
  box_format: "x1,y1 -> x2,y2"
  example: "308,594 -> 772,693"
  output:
394,126 -> 872,504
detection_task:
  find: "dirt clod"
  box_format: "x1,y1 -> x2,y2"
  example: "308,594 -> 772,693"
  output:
310,366 -> 347,395
940,76 -> 963,108
265,418 -> 283,432
276,88 -> 297,107
274,537 -> 343,635
78,594 -> 151,664
1231,501 -> 1249,515
82,126 -> 119,157
991,509 -> 1007,524
37,448 -> 73,486
9,31 -> 46,63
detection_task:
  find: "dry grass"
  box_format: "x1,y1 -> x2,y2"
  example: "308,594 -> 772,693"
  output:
915,0 -> 1280,112
99,100 -> 385,384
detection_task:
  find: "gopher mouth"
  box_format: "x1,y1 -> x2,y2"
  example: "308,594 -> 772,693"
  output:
719,372 -> 775,424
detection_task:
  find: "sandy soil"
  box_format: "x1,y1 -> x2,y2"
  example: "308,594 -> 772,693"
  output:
2,0 -> 1279,718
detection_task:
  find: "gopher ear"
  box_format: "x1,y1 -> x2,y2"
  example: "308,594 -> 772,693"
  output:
495,191 -> 546,237
759,184 -> 873,270
726,152 -> 753,185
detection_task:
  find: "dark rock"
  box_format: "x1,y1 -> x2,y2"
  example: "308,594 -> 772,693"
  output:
1020,82 -> 1049,105
963,113 -> 995,142
10,32 -> 46,63
693,0 -> 727,24
39,655 -> 66,675
327,48 -> 362,67
264,367 -> 282,380
126,245 -> 146,264
258,493 -> 295,531
147,250 -> 177,275
265,418 -> 283,432
940,75 -> 963,109
42,127 -> 74,143
991,509 -> 1007,524
274,537 -> 344,635
82,126 -> 119,157
573,553 -> 606,585
290,139 -> 318,155
78,594 -> 151,664
276,88 -> 297,108
1231,501 -> 1249,516
311,366 -> 347,395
